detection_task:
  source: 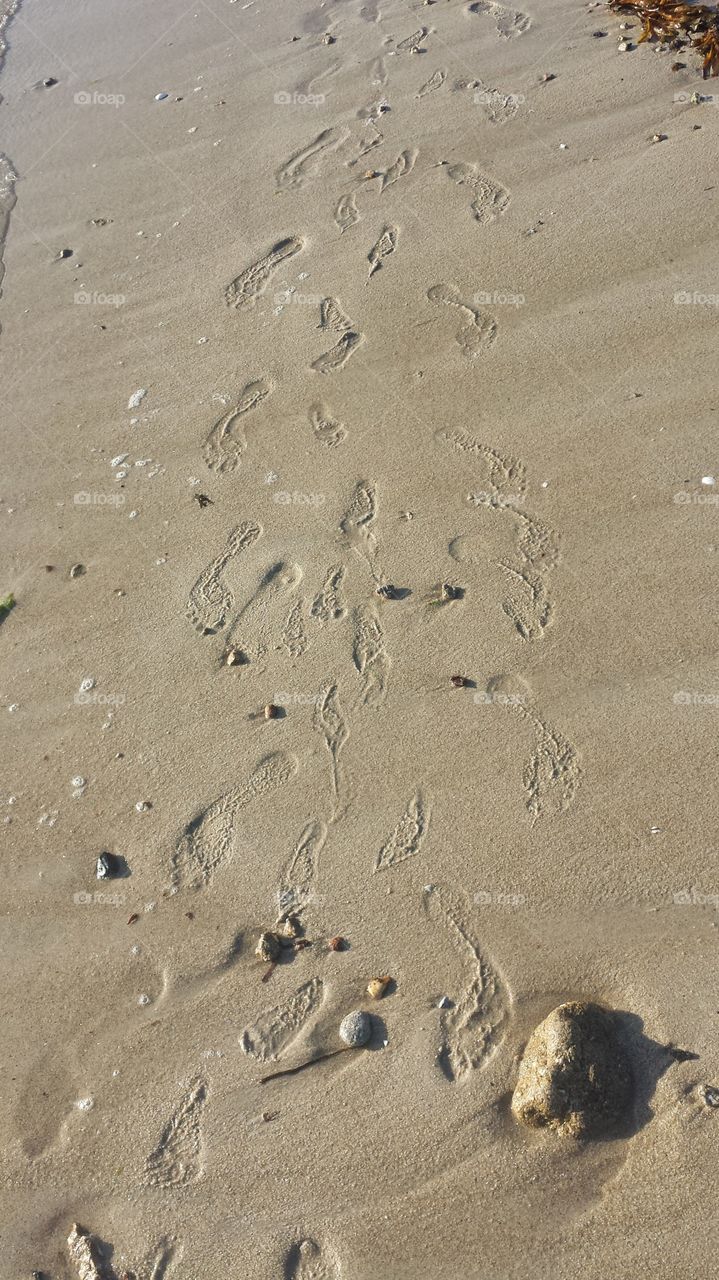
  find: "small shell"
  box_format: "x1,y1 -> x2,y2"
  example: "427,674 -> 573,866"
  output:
328,935 -> 346,951
225,647 -> 247,666
450,674 -> 469,688
339,1009 -> 372,1047
276,912 -> 302,939
264,703 -> 281,720
367,975 -> 392,1000
69,563 -> 86,578
256,931 -> 281,963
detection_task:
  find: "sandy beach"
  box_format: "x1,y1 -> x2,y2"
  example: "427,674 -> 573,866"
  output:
1,0 -> 718,1276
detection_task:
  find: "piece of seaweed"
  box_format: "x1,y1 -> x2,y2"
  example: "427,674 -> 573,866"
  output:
609,0 -> 719,77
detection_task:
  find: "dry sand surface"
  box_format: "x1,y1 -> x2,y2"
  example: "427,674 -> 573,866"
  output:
1,0 -> 718,1275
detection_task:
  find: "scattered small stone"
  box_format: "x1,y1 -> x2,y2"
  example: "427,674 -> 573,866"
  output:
672,60 -> 686,70
127,388 -> 147,410
376,583 -> 398,599
127,913 -> 139,925
339,1009 -> 372,1047
592,30 -> 607,37
256,931 -> 281,963
276,911 -> 302,940
194,492 -> 213,508
367,975 -> 392,999
450,674 -> 469,688
511,1000 -> 633,1138
321,32 -> 335,43
70,561 -> 85,579
441,583 -> 464,601
437,995 -> 453,1009
559,141 -> 568,149
225,647 -> 248,666
651,132 -> 667,143
72,775 -> 86,789
264,703 -> 282,719
43,76 -> 58,87
138,994 -> 150,1006
135,800 -> 152,812
617,39 -> 632,51
541,72 -> 556,82
154,92 -> 169,101
67,1224 -> 103,1280
96,851 -> 121,879
328,935 -> 346,951
55,248 -> 73,260
700,1084 -> 719,1108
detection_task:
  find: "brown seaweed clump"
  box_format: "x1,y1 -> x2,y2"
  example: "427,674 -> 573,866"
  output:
609,0 -> 719,77
511,1001 -> 633,1139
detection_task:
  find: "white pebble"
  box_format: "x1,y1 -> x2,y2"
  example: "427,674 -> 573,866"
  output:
127,389 -> 147,410
702,476 -> 715,486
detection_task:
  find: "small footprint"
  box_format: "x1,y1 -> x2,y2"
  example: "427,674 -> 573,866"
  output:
144,1077 -> 207,1188
286,1238 -> 341,1279
171,752 -> 298,889
312,299 -> 364,374
225,560 -> 302,659
313,681 -> 349,807
397,26 -> 428,52
276,127 -> 348,192
417,68 -> 446,98
380,148 -> 417,192
309,404 -> 347,447
310,565 -> 347,622
281,598 -> 310,658
423,885 -> 508,1081
375,792 -> 428,871
352,603 -> 389,706
427,283 -> 497,357
278,819 -> 328,916
239,977 -> 324,1062
334,191 -> 360,235
203,379 -> 273,473
466,0 -> 530,38
339,479 -> 378,574
443,161 -> 510,224
225,237 -> 303,309
367,225 -> 398,281
437,427 -> 526,500
185,522 -> 262,635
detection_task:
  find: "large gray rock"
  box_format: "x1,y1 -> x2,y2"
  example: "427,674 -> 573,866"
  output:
511,1001 -> 633,1138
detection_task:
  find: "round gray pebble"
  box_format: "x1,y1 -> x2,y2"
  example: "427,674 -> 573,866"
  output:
339,1009 -> 372,1048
